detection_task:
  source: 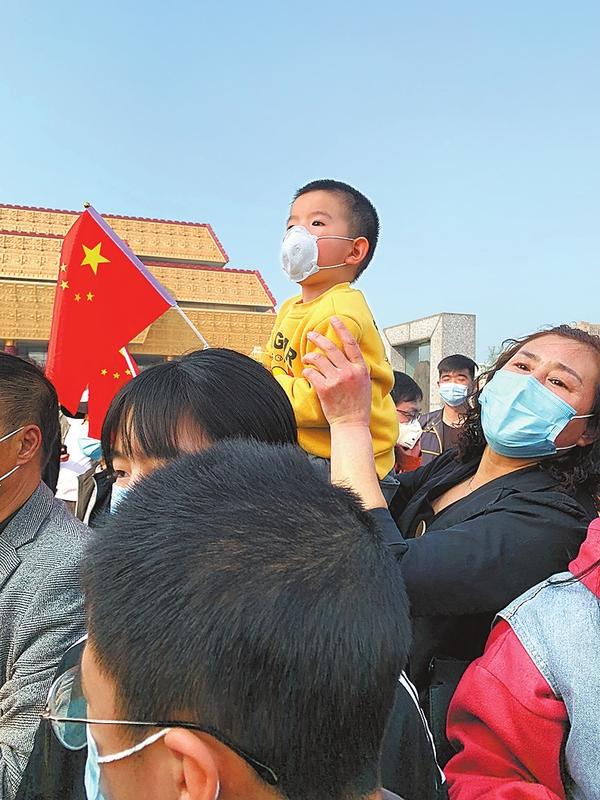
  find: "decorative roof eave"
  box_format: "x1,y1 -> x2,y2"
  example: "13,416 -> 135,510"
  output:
0,203 -> 229,264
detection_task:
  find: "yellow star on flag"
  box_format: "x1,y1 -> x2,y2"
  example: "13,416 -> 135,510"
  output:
86,292 -> 94,301
60,280 -> 69,290
59,264 -> 68,273
125,369 -> 132,376
113,372 -> 121,379
100,369 -> 108,376
81,242 -> 110,275
74,293 -> 81,302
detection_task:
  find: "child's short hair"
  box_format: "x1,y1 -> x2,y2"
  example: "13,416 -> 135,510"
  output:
293,179 -> 379,279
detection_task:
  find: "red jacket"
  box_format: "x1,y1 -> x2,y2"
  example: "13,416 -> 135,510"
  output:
445,518 -> 600,799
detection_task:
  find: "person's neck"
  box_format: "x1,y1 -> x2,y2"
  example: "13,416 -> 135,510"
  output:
472,445 -> 538,489
301,280 -> 344,304
0,470 -> 40,525
442,403 -> 466,426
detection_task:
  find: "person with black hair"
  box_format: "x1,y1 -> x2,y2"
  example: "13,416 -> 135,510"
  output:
46,442 -> 411,800
419,355 -> 477,465
392,372 -> 424,473
0,353 -> 90,799
303,319 -> 600,767
19,344 -> 445,800
446,516 -> 600,799
77,348 -> 298,521
262,179 -> 398,494
16,348 -> 298,800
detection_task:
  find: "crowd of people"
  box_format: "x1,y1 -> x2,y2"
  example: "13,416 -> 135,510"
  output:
0,179 -> 598,800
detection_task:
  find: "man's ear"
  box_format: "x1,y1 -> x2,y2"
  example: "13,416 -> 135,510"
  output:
164,729 -> 220,800
345,236 -> 369,267
16,425 -> 43,466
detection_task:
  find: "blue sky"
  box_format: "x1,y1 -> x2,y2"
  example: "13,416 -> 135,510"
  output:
2,1 -> 599,361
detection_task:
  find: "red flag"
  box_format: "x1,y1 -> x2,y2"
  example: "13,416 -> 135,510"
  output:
46,207 -> 175,413
87,348 -> 139,439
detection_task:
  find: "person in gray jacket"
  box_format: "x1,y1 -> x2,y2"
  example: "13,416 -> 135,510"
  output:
0,352 -> 90,799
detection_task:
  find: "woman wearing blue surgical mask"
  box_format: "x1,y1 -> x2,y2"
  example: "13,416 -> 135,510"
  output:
304,320 -> 600,768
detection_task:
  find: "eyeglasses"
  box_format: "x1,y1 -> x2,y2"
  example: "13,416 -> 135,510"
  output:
42,665 -> 278,786
396,409 -> 420,423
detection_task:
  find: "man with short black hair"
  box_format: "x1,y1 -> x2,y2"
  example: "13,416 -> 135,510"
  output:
0,353 -> 89,798
64,441 -> 410,800
392,372 -> 424,472
420,354 -> 477,465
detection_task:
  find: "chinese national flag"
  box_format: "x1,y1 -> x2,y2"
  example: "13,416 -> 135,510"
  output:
87,348 -> 139,439
46,207 -> 175,414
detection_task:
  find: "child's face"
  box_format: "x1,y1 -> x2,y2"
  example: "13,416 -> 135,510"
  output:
286,190 -> 355,273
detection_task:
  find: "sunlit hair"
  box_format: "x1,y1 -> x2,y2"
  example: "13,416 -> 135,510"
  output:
84,442 -> 410,800
457,325 -> 600,503
0,352 -> 59,468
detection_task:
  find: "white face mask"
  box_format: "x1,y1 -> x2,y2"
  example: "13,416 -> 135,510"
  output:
0,427 -> 24,484
397,418 -> 423,450
281,225 -> 353,283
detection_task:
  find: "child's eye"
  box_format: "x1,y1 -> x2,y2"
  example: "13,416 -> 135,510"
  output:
311,220 -> 325,227
514,362 -> 530,371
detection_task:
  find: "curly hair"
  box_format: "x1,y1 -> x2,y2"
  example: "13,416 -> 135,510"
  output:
457,325 -> 600,504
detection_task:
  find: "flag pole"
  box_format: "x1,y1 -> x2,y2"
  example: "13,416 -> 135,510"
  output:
175,305 -> 210,349
119,348 -> 139,377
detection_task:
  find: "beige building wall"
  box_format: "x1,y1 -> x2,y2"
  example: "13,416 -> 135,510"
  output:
0,204 -> 276,362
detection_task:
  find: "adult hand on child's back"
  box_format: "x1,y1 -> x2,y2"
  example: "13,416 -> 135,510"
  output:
302,317 -> 371,428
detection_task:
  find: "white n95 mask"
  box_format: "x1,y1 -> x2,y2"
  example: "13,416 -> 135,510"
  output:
397,419 -> 423,450
281,226 -> 353,283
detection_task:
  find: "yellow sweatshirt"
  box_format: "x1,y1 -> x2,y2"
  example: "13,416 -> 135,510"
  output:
263,283 -> 398,478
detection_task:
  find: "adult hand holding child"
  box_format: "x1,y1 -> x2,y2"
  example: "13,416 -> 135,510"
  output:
303,316 -> 387,509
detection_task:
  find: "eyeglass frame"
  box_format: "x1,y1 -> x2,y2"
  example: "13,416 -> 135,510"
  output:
41,680 -> 279,787
396,408 -> 420,423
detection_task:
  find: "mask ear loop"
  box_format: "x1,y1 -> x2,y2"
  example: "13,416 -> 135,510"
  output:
555,412 -> 596,451
0,426 -> 24,443
314,235 -> 355,271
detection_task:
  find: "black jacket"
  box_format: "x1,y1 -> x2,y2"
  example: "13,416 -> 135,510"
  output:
387,449 -> 596,761
418,410 -> 444,466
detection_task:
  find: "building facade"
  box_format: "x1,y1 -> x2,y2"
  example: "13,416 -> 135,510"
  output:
0,203 -> 276,366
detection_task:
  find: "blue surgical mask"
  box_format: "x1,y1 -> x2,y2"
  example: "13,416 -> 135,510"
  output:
439,382 -> 469,407
110,483 -> 130,513
80,437 -> 103,461
84,726 -> 107,800
479,370 -> 594,458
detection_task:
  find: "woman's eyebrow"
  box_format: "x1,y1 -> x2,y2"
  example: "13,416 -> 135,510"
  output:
555,362 -> 583,385
519,350 -> 583,385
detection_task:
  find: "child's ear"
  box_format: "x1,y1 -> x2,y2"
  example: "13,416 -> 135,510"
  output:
346,236 -> 369,268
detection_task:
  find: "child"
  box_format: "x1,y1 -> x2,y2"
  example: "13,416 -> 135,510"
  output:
263,179 -> 398,482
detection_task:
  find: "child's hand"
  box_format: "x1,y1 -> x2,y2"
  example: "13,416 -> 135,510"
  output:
302,317 -> 371,428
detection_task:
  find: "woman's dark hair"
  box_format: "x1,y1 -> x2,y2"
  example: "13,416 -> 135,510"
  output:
101,348 -> 297,469
457,325 -> 600,502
